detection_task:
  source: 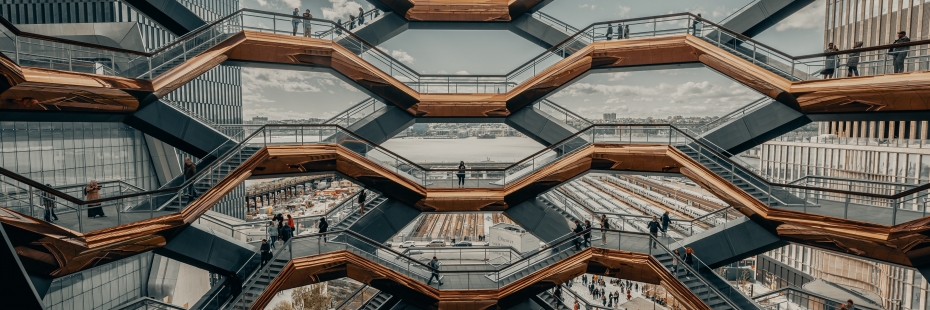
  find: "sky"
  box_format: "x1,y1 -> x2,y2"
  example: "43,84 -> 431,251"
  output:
236,0 -> 828,121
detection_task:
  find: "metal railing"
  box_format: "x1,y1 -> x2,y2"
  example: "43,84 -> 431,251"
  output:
112,297 -> 187,310
694,97 -> 772,133
323,97 -> 386,128
534,99 -> 593,131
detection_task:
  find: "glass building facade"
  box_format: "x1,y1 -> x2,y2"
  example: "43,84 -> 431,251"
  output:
42,252 -> 153,310
0,121 -> 160,191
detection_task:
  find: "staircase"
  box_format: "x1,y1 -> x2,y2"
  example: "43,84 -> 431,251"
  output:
229,255 -> 290,310
535,290 -> 571,310
537,196 -> 584,224
489,241 -> 582,284
694,35 -> 798,81
329,196 -> 388,233
161,146 -> 263,212
674,144 -> 806,208
360,292 -> 394,310
130,32 -> 237,79
653,252 -> 760,310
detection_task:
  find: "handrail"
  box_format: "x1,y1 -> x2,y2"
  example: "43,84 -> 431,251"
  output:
4,10 -> 929,83
695,97 -> 771,132
332,284 -> 370,309
717,0 -> 759,25
653,234 -> 746,310
227,237 -> 293,308
112,297 -> 187,310
3,122 -> 924,214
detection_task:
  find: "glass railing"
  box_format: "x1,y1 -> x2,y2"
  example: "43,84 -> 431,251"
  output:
316,8 -> 385,37
531,11 -> 583,35
323,98 -> 386,128
159,98 -> 220,129
534,100 -> 593,131
694,97 -> 772,133
334,284 -> 378,310
769,130 -> 930,149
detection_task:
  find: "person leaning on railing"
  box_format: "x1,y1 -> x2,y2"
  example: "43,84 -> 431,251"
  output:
847,42 -> 863,77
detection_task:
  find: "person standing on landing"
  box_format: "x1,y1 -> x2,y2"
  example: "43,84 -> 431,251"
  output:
456,161 -> 466,187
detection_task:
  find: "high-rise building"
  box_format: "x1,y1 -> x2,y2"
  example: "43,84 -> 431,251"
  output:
603,112 -> 617,121
0,0 -> 244,218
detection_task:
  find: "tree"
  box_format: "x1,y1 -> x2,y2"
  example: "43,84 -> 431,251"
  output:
272,301 -> 294,310
291,283 -> 330,310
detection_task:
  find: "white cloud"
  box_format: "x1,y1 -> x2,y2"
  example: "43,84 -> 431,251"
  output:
775,0 -> 825,32
242,69 -> 322,94
251,0 -> 300,9
579,4 -> 597,10
608,72 -> 632,81
321,0 -> 364,20
391,50 -> 415,64
617,5 -> 631,18
455,70 -> 470,75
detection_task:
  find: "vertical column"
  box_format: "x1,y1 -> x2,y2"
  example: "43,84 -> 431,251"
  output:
899,121 -> 907,139
853,121 -> 860,138
819,122 -> 826,135
870,121 -> 877,139
880,121 -> 887,139
832,121 -> 839,135
910,121 -> 918,140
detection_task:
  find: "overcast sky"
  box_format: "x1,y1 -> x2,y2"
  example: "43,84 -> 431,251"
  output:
236,0 -> 827,121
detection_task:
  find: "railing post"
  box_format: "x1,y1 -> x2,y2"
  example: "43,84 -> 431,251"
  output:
149,194 -> 153,219
14,37 -> 19,64
28,187 -> 34,218
117,198 -> 123,225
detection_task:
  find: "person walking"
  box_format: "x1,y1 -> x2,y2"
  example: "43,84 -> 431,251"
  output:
456,161 -> 466,187
847,41 -> 863,77
427,256 -> 444,286
660,211 -> 671,237
291,8 -> 301,36
600,215 -> 609,245
183,157 -> 196,199
43,185 -> 58,222
357,190 -> 367,214
890,31 -> 910,73
287,214 -> 295,231
573,300 -> 579,310
606,23 -> 614,40
267,221 -> 278,249
821,43 -> 839,79
357,7 -> 365,25
85,180 -> 105,218
318,217 -> 329,245
583,220 -> 592,247
260,239 -> 271,266
647,216 -> 660,248
672,249 -> 680,274
302,9 -> 313,38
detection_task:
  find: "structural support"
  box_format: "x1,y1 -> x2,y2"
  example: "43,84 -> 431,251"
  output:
719,0 -> 818,37
504,198 -> 573,243
699,100 -> 812,155
124,100 -> 234,158
0,223 -> 46,310
154,223 -> 258,276
144,134 -> 183,187
347,198 -> 421,244
505,105 -> 577,146
122,0 -> 207,36
346,106 -> 416,145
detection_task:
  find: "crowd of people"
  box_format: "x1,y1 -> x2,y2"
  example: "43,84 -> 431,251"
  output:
554,274 -> 663,309
290,6 -> 377,37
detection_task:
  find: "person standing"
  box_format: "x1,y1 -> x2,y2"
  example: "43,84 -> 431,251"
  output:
85,180 -> 105,218
260,239 -> 271,266
573,220 -> 584,250
43,185 -> 58,222
357,7 -> 365,25
183,157 -> 196,198
692,13 -> 703,36
456,161 -> 466,188
349,14 -> 356,30
291,8 -> 301,36
660,211 -> 671,237
573,300 -> 579,310
336,19 -> 343,35
685,248 -> 697,270
600,215 -> 609,245
280,223 -> 293,243
606,23 -> 614,40
623,24 -> 630,39
847,299 -> 856,310
672,249 -> 680,274
267,221 -> 278,249
318,217 -> 329,245
821,43 -> 839,79
847,41 -> 863,77
647,216 -> 660,248
890,31 -> 910,73
287,214 -> 295,231
357,190 -> 367,214
427,256 -> 443,286
583,220 -> 592,247
302,9 -> 313,38
617,23 -> 623,39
